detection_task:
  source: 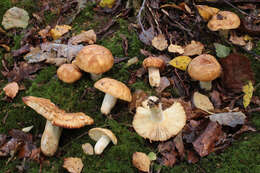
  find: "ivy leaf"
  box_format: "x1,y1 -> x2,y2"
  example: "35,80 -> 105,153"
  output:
214,43 -> 231,58
242,81 -> 254,108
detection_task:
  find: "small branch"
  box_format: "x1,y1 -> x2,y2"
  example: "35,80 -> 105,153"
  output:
247,107 -> 260,113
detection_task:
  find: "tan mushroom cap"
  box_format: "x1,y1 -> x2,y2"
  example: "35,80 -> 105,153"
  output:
132,152 -> 150,172
74,44 -> 114,74
94,78 -> 132,102
22,96 -> 94,128
187,54 -> 221,82
143,56 -> 165,69
88,128 -> 117,145
63,157 -> 84,173
133,100 -> 186,141
57,64 -> 82,83
207,11 -> 241,31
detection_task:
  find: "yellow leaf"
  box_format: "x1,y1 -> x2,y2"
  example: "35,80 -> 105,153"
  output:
50,25 -> 72,40
243,81 -> 254,108
196,5 -> 220,21
169,56 -> 191,71
99,0 -> 116,8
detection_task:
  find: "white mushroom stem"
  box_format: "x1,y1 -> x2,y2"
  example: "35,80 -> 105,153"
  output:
41,120 -> 63,156
148,67 -> 160,87
101,93 -> 117,115
94,135 -> 111,155
150,103 -> 163,122
90,73 -> 102,81
199,81 -> 212,91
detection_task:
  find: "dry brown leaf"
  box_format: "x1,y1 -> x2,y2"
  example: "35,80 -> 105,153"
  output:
196,5 -> 220,21
156,77 -> 171,93
179,2 -> 191,14
0,44 -> 10,52
45,57 -> 67,66
38,26 -> 51,39
152,34 -> 168,51
50,25 -> 72,40
161,150 -> 178,167
63,157 -> 84,173
3,82 -> 19,99
192,92 -> 214,113
173,132 -> 185,159
132,152 -> 150,172
187,150 -> 199,164
229,32 -> 246,46
183,40 -> 204,56
68,30 -> 96,45
168,44 -> 184,54
129,90 -> 148,113
209,112 -> 246,127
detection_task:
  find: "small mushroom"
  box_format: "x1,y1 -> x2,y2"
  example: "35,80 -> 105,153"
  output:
133,96 -> 186,141
3,82 -> 19,99
88,128 -> 117,155
132,152 -> 151,172
73,44 -> 114,80
143,57 -> 165,87
187,54 -> 222,91
94,78 -> 132,115
57,64 -> 82,83
63,157 -> 84,173
207,11 -> 240,31
22,96 -> 94,156
82,143 -> 94,155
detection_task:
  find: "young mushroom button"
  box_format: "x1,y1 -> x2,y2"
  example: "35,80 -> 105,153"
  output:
94,78 -> 132,115
143,57 -> 165,87
133,96 -> 186,142
57,64 -> 82,83
73,44 -> 114,80
187,54 -> 222,90
88,128 -> 117,155
22,96 -> 94,156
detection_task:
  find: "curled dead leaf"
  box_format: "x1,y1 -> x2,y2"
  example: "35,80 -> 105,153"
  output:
229,31 -> 246,46
152,34 -> 168,51
192,92 -> 214,114
209,112 -> 246,127
168,44 -> 184,54
68,30 -> 96,45
183,41 -> 204,56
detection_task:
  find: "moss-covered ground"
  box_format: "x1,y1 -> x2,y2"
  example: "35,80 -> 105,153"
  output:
0,1 -> 260,172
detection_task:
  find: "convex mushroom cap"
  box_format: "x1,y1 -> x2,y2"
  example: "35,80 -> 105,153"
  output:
94,78 -> 132,115
207,11 -> 240,31
143,57 -> 165,87
132,152 -> 151,172
57,64 -> 82,83
133,96 -> 186,141
187,54 -> 221,90
22,96 -> 94,156
73,44 -> 114,80
88,128 -> 117,154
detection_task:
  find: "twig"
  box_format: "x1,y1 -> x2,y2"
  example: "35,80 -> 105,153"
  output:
247,107 -> 260,113
137,0 -> 149,38
223,0 -> 248,16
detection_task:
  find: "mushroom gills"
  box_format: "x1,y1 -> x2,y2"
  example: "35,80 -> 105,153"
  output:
41,120 -> 63,156
148,67 -> 160,87
199,81 -> 212,91
94,135 -> 111,155
90,73 -> 102,81
101,93 -> 117,115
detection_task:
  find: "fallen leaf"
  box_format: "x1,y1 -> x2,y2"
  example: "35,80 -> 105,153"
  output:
158,141 -> 174,153
12,44 -> 31,57
192,121 -> 224,157
187,150 -> 199,164
192,92 -> 214,113
68,30 -> 96,45
99,0 -> 116,8
22,125 -> 34,133
179,2 -> 192,14
173,132 -> 185,159
209,112 -> 246,127
169,56 -> 191,71
233,125 -> 256,137
196,5 -> 220,21
0,138 -> 22,157
2,7 -> 29,30
38,26 -> 51,40
168,44 -> 184,54
214,43 -> 231,58
45,57 -> 67,66
244,40 -> 253,51
82,143 -> 94,155
139,27 -> 155,45
3,82 -> 19,99
24,47 -> 55,63
0,44 -> 10,52
125,57 -> 139,67
0,134 -> 7,146
220,53 -> 254,93
243,81 -> 254,108
50,25 -> 72,40
129,89 -> 148,113
63,157 -> 84,173
209,90 -> 222,109
229,32 -> 246,46
156,77 -> 171,93
160,150 -> 178,167
183,41 -> 204,56
152,34 -> 168,51
132,152 -> 150,172
148,152 -> 157,161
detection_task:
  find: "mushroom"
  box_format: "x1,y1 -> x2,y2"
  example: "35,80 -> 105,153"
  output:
132,152 -> 151,172
187,54 -> 222,91
73,44 -> 114,80
88,128 -> 117,155
57,64 -> 82,83
22,96 -> 94,156
94,78 -> 132,115
133,96 -> 186,141
143,57 -> 165,87
63,157 -> 84,173
207,11 -> 240,31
